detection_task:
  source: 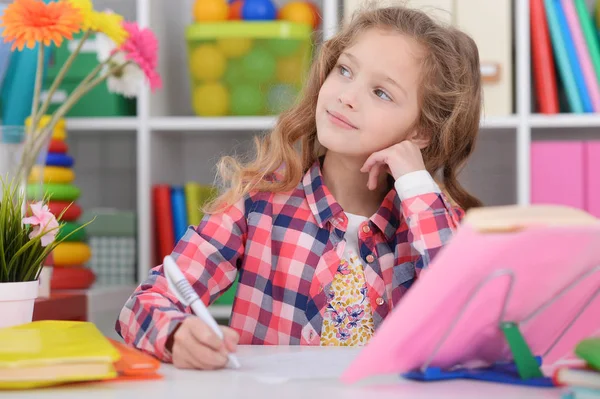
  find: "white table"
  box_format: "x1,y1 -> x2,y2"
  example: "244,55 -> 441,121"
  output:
11,346 -> 564,399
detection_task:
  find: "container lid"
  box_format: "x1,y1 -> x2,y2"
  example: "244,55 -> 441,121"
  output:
186,21 -> 312,40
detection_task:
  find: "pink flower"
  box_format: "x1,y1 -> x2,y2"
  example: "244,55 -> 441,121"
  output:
22,202 -> 59,247
119,21 -> 162,91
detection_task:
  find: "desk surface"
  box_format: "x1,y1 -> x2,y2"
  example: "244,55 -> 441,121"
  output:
11,346 -> 564,399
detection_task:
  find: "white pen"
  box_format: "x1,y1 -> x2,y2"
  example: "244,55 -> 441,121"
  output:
163,255 -> 241,369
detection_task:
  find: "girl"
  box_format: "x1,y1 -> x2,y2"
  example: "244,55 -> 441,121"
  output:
117,5 -> 482,370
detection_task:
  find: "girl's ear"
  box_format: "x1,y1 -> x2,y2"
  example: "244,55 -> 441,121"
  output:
407,129 -> 431,149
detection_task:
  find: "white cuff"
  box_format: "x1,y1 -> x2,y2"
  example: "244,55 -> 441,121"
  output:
394,170 -> 441,201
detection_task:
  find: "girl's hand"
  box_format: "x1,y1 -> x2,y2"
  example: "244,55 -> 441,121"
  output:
360,141 -> 426,190
170,317 -> 239,370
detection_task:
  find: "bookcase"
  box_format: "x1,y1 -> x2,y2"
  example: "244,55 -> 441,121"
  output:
63,0 -> 600,320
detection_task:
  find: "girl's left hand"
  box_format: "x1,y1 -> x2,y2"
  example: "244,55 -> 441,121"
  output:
360,141 -> 426,190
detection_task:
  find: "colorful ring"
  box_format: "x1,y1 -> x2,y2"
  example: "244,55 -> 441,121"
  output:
51,267 -> 96,290
46,152 -> 73,167
48,140 -> 68,154
27,183 -> 80,202
53,242 -> 92,267
29,166 -> 75,184
48,201 -> 82,222
57,222 -> 87,242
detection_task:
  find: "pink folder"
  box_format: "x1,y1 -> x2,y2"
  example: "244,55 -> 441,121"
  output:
341,222 -> 600,383
531,141 -> 585,210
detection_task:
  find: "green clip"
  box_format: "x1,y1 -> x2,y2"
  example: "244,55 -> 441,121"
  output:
501,322 -> 544,380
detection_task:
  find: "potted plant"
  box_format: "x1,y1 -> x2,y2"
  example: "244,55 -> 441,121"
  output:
0,0 -> 161,327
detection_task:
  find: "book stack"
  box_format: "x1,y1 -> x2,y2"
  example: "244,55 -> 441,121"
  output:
555,338 -> 600,398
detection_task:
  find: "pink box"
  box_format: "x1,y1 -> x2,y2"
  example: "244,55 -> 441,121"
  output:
531,141 -> 585,210
585,141 -> 600,217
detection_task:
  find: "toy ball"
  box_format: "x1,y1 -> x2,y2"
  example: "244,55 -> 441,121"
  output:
223,61 -> 245,87
193,0 -> 229,22
276,55 -> 304,86
231,84 -> 264,115
242,0 -> 277,21
189,44 -> 226,81
229,0 -> 244,19
267,83 -> 298,114
193,83 -> 229,116
278,1 -> 317,28
242,47 -> 276,83
305,1 -> 321,28
266,38 -> 300,57
217,37 -> 253,58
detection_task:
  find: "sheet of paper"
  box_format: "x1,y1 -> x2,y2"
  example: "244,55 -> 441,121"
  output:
237,348 -> 362,384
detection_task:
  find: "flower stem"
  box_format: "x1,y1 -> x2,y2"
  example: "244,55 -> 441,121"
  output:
36,30 -> 92,122
28,45 -> 45,136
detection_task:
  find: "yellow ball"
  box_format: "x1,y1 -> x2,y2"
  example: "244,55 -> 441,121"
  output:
276,55 -> 304,86
189,44 -> 226,81
216,37 -> 253,58
192,83 -> 229,116
193,0 -> 229,22
278,2 -> 316,27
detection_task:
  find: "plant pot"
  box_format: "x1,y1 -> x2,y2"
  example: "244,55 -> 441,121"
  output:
0,280 -> 39,328
38,266 -> 53,298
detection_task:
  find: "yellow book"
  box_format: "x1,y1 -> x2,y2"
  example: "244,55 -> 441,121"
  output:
184,182 -> 202,227
0,320 -> 120,389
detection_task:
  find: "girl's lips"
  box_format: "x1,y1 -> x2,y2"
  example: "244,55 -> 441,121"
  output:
326,111 -> 358,130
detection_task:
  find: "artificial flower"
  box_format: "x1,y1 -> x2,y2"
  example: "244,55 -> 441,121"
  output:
66,0 -> 94,30
22,202 -> 59,247
92,10 -> 127,46
0,0 -> 83,51
120,21 -> 162,91
96,33 -> 143,98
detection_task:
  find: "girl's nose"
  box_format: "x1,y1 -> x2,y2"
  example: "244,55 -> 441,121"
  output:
338,86 -> 358,110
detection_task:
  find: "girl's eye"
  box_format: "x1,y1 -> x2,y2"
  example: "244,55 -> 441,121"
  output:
374,89 -> 392,101
339,65 -> 351,77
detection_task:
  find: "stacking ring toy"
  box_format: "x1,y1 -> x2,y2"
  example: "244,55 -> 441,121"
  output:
53,242 -> 92,267
29,166 -> 75,184
51,267 -> 96,290
47,201 -> 82,222
27,183 -> 80,201
56,222 -> 86,242
48,140 -> 68,154
46,152 -> 73,168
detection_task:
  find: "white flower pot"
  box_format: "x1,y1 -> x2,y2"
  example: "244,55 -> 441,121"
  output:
38,266 -> 53,298
0,280 -> 39,329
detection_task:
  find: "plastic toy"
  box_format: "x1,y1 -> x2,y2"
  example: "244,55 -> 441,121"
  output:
266,38 -> 301,56
189,44 -> 226,81
278,1 -> 317,28
231,84 -> 264,115
223,61 -> 245,87
242,47 -> 276,83
241,0 -> 277,20
217,37 -> 253,58
192,83 -> 229,116
193,0 -> 229,22
267,83 -> 298,114
229,0 -> 243,19
276,55 -> 304,86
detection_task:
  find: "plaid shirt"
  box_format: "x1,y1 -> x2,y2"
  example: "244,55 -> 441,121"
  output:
116,160 -> 463,362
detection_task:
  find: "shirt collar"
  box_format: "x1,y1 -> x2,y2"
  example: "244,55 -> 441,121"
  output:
302,159 -> 401,240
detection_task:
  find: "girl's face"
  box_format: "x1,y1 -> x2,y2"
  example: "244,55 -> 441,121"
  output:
316,29 -> 425,159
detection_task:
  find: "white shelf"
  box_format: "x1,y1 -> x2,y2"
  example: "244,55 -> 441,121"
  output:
66,117 -> 138,131
529,114 -> 600,128
480,115 -> 518,129
150,116 -> 277,132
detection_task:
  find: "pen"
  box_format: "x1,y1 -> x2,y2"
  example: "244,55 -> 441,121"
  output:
163,255 -> 241,369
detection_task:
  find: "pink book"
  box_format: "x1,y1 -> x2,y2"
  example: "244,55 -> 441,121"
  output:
531,141 -> 585,210
341,207 -> 600,383
585,141 -> 600,218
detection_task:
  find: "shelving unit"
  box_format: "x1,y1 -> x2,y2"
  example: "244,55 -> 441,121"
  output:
63,1 -> 599,319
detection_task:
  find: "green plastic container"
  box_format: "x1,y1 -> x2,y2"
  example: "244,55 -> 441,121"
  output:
41,79 -> 136,117
185,22 -> 313,117
43,32 -> 136,117
46,32 -> 101,80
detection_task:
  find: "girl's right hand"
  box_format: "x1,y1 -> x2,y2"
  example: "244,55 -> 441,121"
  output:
170,317 -> 239,370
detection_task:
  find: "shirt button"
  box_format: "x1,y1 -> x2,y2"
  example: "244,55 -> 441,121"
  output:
366,254 -> 375,263
376,297 -> 384,306
362,225 -> 370,233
